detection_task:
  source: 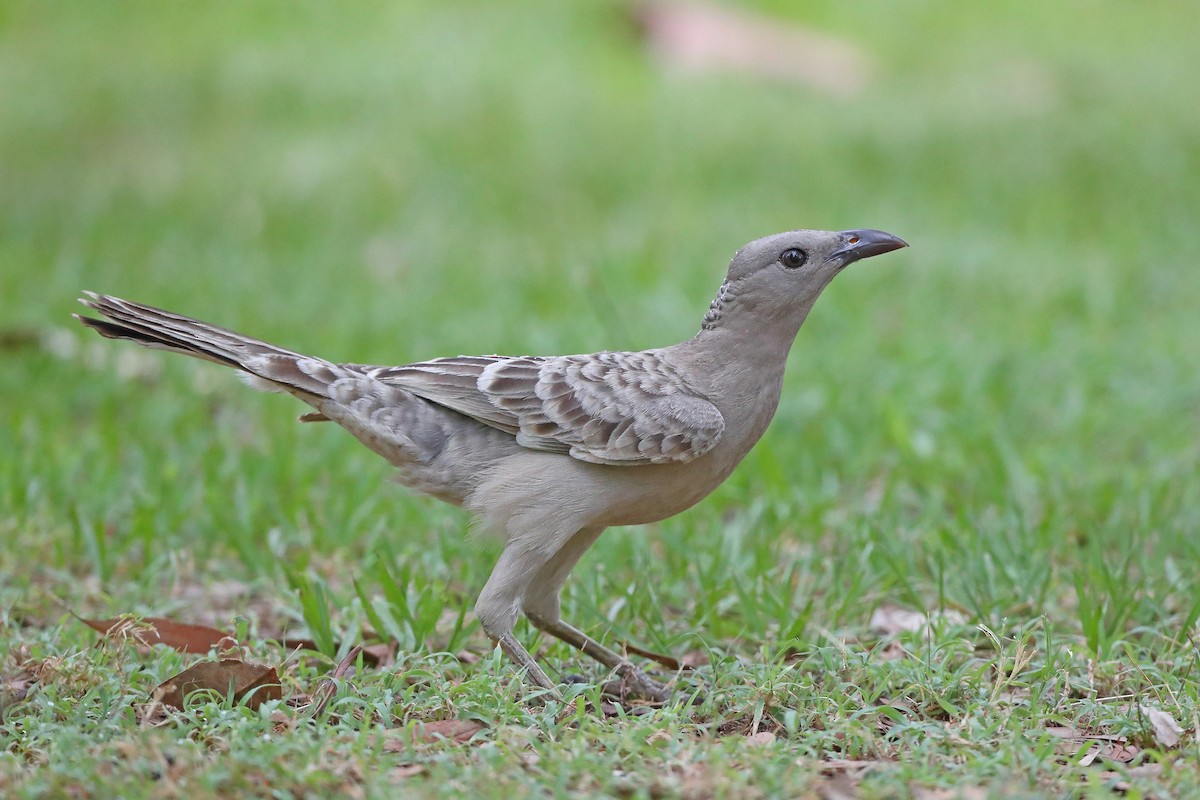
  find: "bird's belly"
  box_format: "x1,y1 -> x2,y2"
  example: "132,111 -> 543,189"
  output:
592,455 -> 742,527
595,398 -> 779,527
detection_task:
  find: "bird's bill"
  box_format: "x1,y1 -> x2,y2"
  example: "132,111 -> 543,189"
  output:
831,229 -> 908,266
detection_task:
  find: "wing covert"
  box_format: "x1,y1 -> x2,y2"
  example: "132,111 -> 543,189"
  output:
371,351 -> 724,465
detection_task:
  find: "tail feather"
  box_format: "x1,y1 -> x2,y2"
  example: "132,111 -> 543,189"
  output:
75,292 -> 338,400
75,312 -> 237,364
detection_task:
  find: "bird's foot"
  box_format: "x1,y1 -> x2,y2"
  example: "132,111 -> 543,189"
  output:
601,661 -> 672,704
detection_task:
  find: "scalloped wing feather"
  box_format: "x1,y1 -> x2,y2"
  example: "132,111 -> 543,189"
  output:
371,352 -> 724,465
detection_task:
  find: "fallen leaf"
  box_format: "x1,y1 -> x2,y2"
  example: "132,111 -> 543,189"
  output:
84,616 -> 232,654
673,762 -> 711,793
746,730 -> 776,746
913,787 -> 989,800
390,764 -> 424,780
820,759 -> 885,775
1096,762 -> 1164,792
873,640 -> 910,661
384,719 -> 486,750
679,650 -> 709,669
361,642 -> 394,668
868,605 -> 967,636
1043,726 -> 1140,765
155,660 -> 281,710
269,709 -> 294,731
868,605 -> 927,635
1084,741 -> 1141,765
83,615 -> 390,667
645,729 -> 673,746
814,772 -> 861,800
715,713 -> 784,738
1141,705 -> 1184,748
1043,725 -> 1126,743
415,719 -> 485,743
136,700 -> 171,728
0,673 -> 36,721
633,0 -> 871,94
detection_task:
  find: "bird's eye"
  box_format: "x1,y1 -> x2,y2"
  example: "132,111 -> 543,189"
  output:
779,248 -> 808,269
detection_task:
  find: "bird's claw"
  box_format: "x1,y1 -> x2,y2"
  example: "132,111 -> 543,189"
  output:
601,661 -> 672,704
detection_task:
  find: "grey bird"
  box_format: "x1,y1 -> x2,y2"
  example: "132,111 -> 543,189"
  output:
75,228 -> 907,700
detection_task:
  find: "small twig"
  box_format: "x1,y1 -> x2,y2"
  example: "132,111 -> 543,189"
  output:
305,645 -> 363,719
621,641 -> 682,672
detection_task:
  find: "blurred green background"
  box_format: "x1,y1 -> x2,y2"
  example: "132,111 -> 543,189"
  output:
2,0 -> 1199,651
4,2 -> 1200,795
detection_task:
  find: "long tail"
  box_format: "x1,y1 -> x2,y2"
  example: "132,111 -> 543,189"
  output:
75,292 -> 340,407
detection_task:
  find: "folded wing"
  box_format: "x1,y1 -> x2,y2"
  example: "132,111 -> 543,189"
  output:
371,351 -> 724,465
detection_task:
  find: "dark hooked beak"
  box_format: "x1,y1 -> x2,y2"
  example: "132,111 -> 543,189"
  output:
832,229 -> 908,266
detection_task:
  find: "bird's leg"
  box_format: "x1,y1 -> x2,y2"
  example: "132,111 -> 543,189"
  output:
525,615 -> 671,703
475,544 -> 564,700
520,527 -> 672,702
493,632 -> 558,697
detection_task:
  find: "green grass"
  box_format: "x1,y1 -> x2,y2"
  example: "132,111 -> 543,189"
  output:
3,1 -> 1200,797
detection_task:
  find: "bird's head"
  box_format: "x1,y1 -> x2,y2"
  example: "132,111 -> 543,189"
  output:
702,228 -> 907,335
727,228 -> 908,294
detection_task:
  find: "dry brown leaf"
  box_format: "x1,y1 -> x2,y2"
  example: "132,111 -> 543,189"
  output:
1044,725 -> 1111,741
1082,742 -> 1141,766
84,614 -> 390,668
384,719 -> 486,750
715,713 -> 784,738
675,763 -> 718,799
820,759 -> 883,775
645,729 -> 674,746
868,605 -> 967,636
84,616 -> 232,654
1044,726 -> 1140,766
414,719 -> 485,743
1043,725 -> 1127,744
269,709 -> 294,732
912,787 -> 989,800
1096,762 -> 1164,792
1141,705 -> 1184,748
746,730 -> 776,746
135,699 -> 171,728
815,772 -> 861,800
390,764 -> 424,780
634,0 -> 871,94
0,672 -> 37,721
679,650 -> 709,669
361,643 -> 394,668
873,640 -> 909,661
155,660 -> 281,710
868,605 -> 928,635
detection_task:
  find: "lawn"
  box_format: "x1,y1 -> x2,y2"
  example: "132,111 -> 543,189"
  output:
2,1 -> 1199,797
